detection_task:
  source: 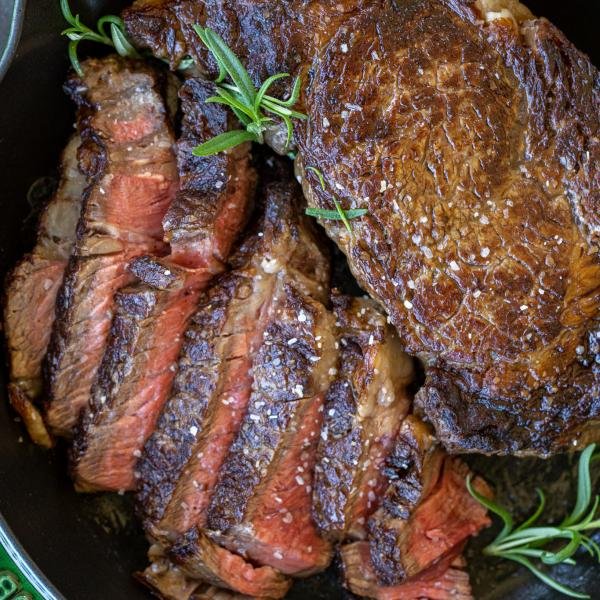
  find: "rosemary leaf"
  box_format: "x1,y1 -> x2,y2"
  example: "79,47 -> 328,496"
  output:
468,444 -> 599,598
305,207 -> 368,221
192,130 -> 257,157
192,25 -> 306,155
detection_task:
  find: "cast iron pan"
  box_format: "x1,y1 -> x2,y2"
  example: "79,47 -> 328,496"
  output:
0,1 -> 599,599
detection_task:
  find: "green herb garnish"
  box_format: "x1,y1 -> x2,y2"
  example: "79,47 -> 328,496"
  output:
304,166 -> 367,233
60,0 -> 139,76
192,26 -> 306,156
60,0 -> 193,76
468,444 -> 600,599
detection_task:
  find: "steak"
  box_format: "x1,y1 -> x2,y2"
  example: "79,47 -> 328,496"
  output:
136,175 -> 328,539
204,281 -> 336,575
367,442 -> 490,584
138,541 -> 289,600
138,175 -> 333,595
70,78 -> 255,492
170,531 -> 292,598
43,56 -> 178,437
312,295 -> 414,541
124,0 -> 600,456
341,542 -> 472,600
3,135 -> 86,447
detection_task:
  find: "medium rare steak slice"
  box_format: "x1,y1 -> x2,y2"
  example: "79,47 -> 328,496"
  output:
205,282 -> 336,575
3,135 -> 85,447
137,179 -> 330,540
44,56 -> 178,437
341,542 -> 472,600
170,531 -> 291,598
125,0 -> 600,456
368,439 -> 490,584
313,295 -> 414,541
70,79 -> 255,492
138,541 -> 288,600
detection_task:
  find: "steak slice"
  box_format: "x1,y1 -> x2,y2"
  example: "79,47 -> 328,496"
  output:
137,178 -> 331,552
70,78 -> 255,492
205,281 -> 336,575
313,294 -> 414,541
138,178 -> 326,595
341,542 -> 472,600
368,449 -> 490,584
125,0 -> 600,456
170,531 -> 291,598
44,56 -> 178,437
3,135 -> 85,447
138,542 -> 287,600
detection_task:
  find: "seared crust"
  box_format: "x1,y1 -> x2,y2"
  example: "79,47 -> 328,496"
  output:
206,283 -> 336,575
312,295 -> 414,541
297,0 -> 600,455
136,270 -> 258,530
123,0 -> 600,455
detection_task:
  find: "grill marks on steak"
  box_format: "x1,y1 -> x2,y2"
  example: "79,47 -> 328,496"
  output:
123,0 -> 600,456
44,56 -> 178,437
3,136 -> 86,447
70,79 -> 255,492
313,295 -> 414,542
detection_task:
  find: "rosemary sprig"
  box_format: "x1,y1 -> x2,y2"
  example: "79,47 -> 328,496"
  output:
304,166 -> 367,233
468,444 -> 600,599
60,0 -> 139,76
60,0 -> 193,76
192,26 -> 306,156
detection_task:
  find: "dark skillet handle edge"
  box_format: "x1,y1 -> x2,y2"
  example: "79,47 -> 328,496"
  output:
0,0 -> 26,82
0,511 -> 65,600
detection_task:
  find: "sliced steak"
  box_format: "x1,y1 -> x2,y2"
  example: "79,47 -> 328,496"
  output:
3,135 -> 85,447
368,450 -> 490,585
137,178 -> 331,554
170,531 -> 291,598
43,56 -> 178,437
313,295 -> 414,541
137,547 -> 203,600
205,282 -> 336,575
70,78 -> 255,492
341,542 -> 472,600
125,0 -> 600,456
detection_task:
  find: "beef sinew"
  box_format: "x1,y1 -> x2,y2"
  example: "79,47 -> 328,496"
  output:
124,0 -> 600,456
3,136 -> 86,447
313,295 -> 414,542
70,78 -> 255,493
43,56 -> 178,437
137,175 -> 334,597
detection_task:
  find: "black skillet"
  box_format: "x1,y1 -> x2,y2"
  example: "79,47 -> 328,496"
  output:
0,1 -> 598,598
